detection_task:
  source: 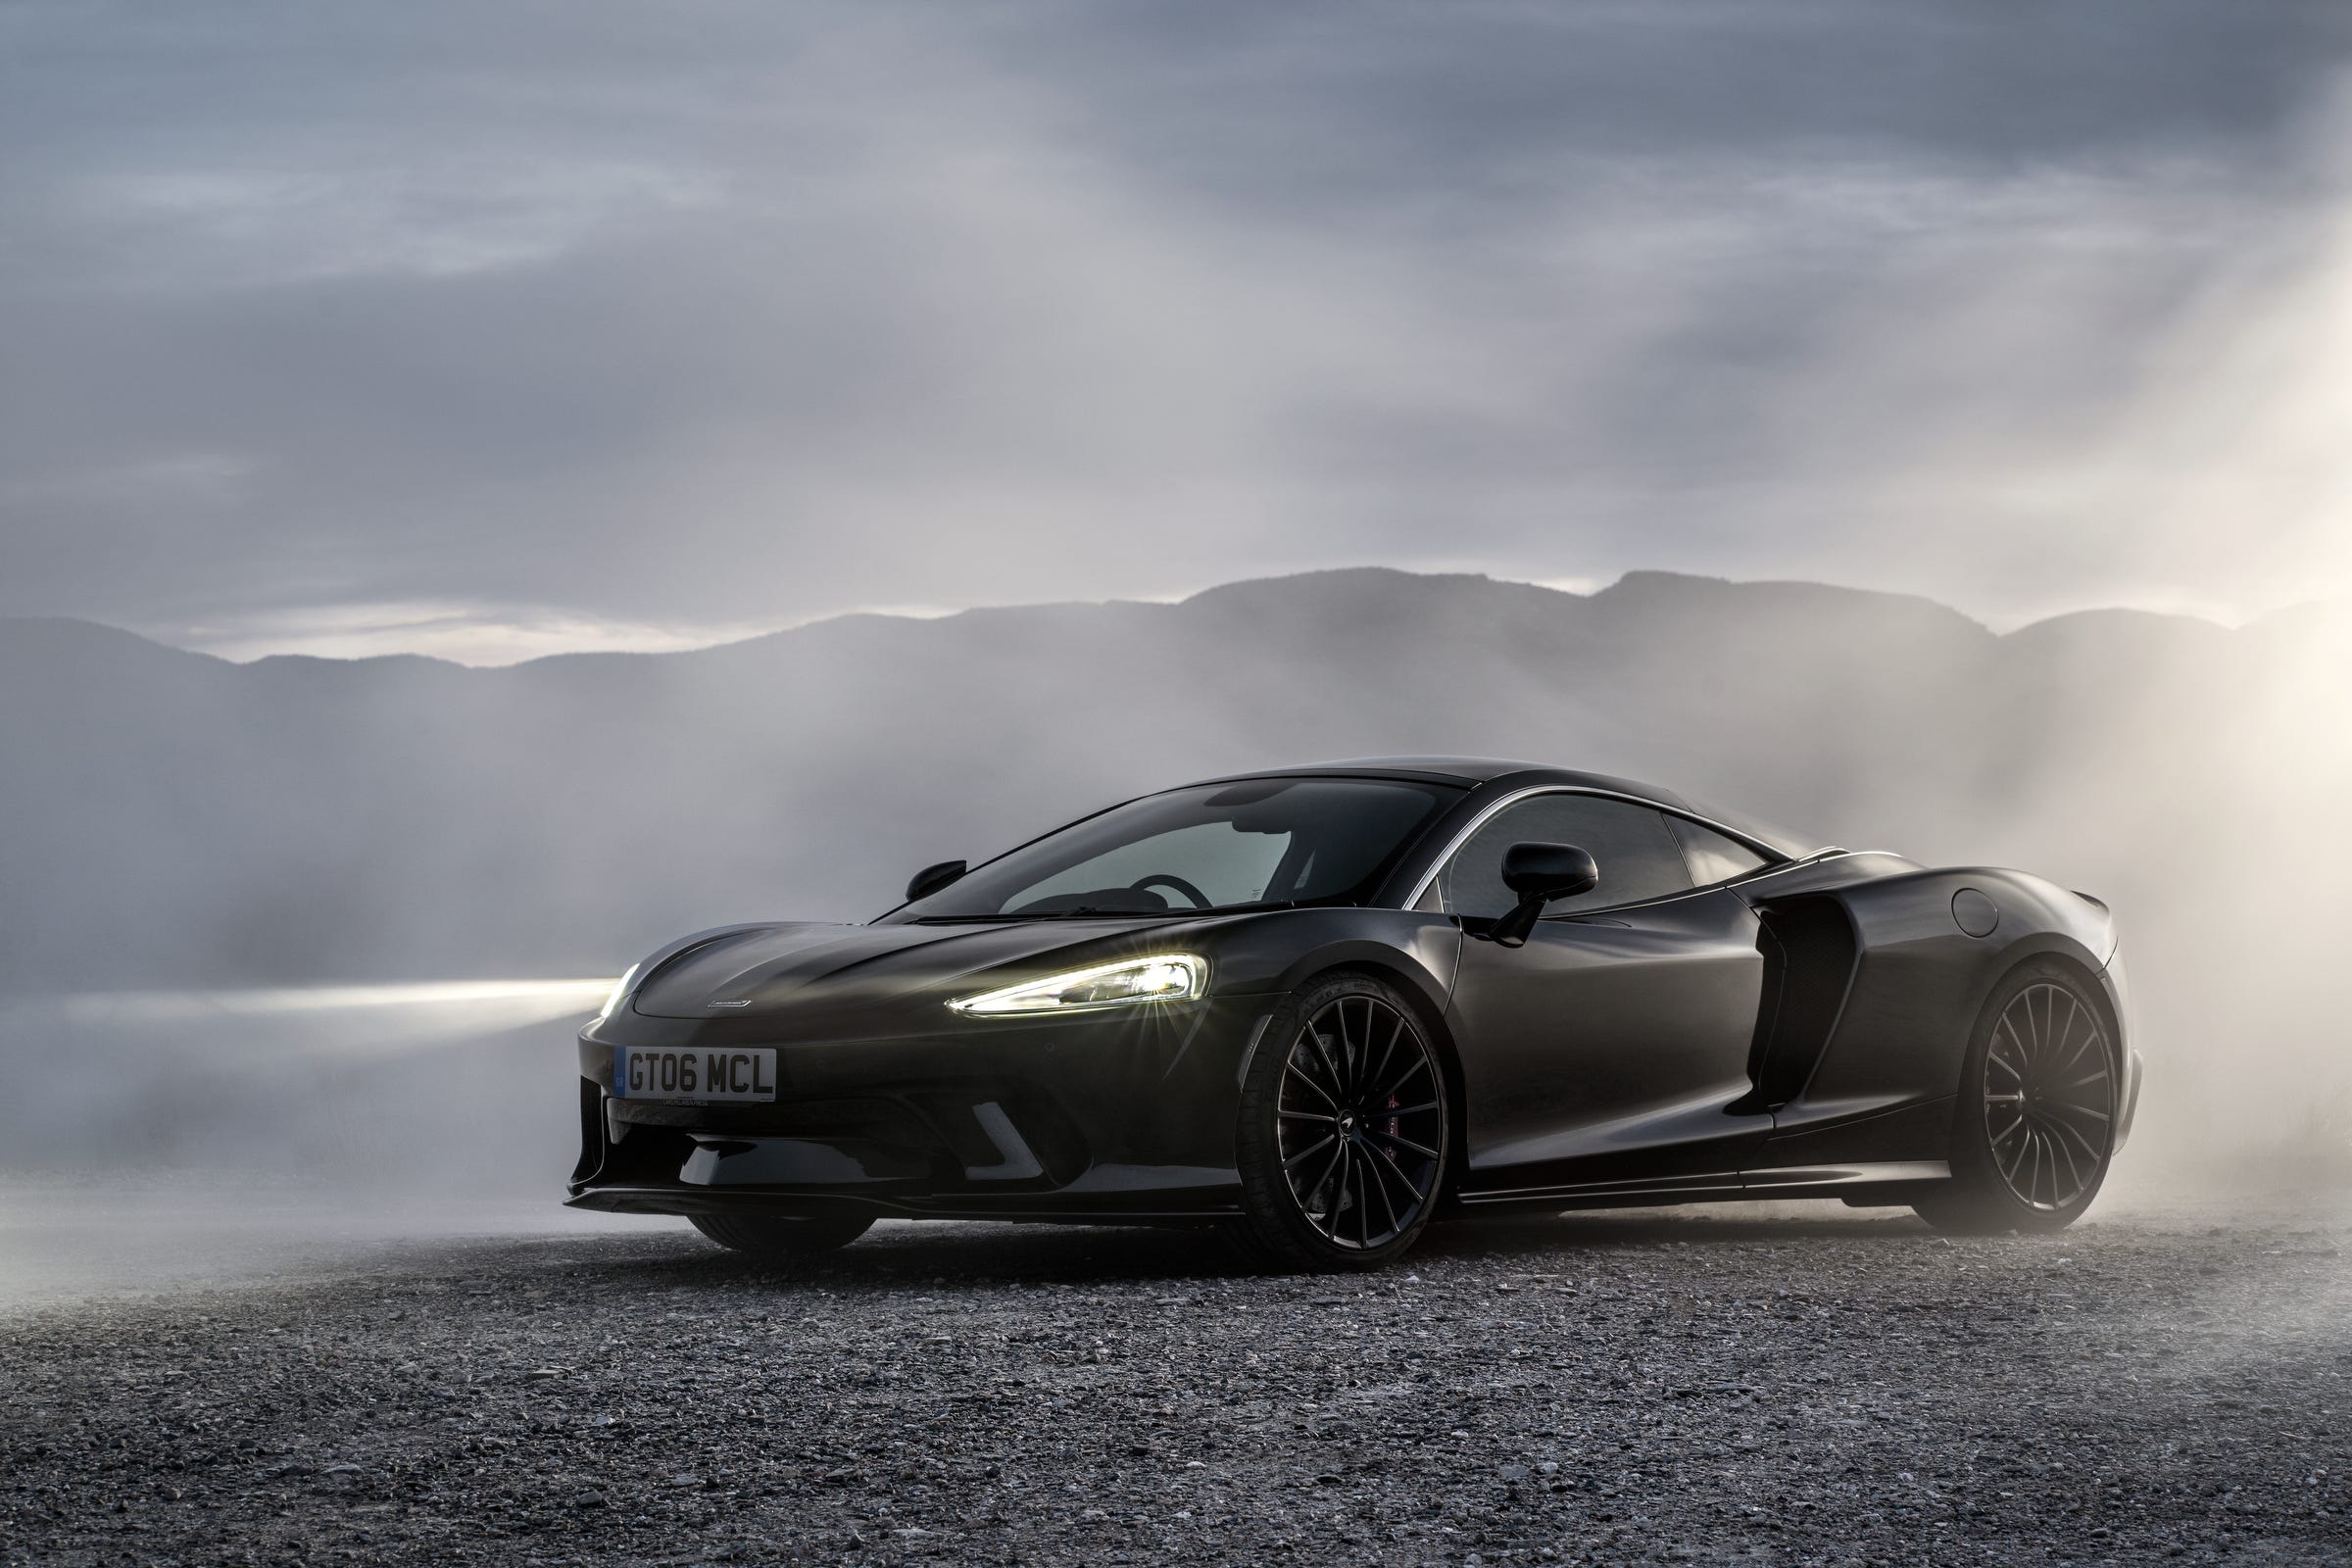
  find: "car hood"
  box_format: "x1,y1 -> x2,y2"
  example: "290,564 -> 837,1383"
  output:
628,916 -> 1201,1020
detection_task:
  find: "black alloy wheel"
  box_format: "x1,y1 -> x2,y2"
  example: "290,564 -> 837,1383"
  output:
1983,981 -> 2116,1211
1235,973 -> 1449,1270
1915,959 -> 2118,1236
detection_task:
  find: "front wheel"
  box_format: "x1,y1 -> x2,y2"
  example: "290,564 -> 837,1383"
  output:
690,1211 -> 873,1259
1914,960 -> 2118,1236
1234,974 -> 1450,1271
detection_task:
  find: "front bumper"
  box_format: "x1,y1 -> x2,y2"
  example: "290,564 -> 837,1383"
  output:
565,995 -> 1273,1221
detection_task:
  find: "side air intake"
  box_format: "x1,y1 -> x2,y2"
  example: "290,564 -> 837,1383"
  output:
1739,896 -> 1859,1111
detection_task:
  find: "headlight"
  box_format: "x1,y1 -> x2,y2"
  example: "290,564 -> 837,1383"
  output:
949,955 -> 1207,1016
596,963 -> 641,1022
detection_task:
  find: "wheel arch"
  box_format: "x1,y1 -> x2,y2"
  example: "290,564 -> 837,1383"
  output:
1267,951 -> 1473,1205
1918,943 -> 2126,1173
1259,938 -> 1452,1021
1912,944 -> 2128,1232
1970,941 -> 2127,1076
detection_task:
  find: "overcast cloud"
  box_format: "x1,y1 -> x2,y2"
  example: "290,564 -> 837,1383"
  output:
4,1 -> 2350,661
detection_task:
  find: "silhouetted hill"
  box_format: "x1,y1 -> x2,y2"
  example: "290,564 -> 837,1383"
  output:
2,568 -> 2345,1120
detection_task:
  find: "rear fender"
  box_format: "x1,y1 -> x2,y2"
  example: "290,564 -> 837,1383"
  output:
1763,866 -> 2117,1136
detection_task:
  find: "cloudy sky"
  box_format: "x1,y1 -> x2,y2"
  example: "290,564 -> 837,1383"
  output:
4,1 -> 2350,662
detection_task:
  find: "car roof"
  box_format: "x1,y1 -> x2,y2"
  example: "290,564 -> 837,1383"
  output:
1185,756 -> 1690,805
1178,758 -> 1822,858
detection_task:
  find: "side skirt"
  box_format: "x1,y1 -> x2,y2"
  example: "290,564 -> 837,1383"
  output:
1739,1160 -> 1949,1196
1457,1160 -> 1948,1212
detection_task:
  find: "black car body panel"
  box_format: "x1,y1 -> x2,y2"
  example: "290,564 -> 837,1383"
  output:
1446,886 -> 1772,1194
568,758 -> 2138,1225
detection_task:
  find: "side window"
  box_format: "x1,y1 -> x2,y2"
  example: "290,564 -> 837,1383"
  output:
1437,795 -> 1693,918
1666,815 -> 1770,886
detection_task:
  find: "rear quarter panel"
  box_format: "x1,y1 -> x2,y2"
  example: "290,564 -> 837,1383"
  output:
1744,857 -> 2120,1151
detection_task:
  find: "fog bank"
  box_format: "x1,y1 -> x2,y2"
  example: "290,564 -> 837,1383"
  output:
1,568 -> 2345,1195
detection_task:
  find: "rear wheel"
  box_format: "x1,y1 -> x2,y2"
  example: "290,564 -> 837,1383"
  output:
1235,974 -> 1449,1271
1914,960 -> 2117,1236
690,1212 -> 873,1258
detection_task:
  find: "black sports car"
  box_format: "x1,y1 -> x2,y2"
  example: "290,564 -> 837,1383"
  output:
569,759 -> 2141,1269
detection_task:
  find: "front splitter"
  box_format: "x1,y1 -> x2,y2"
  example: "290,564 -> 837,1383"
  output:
564,1181 -> 1246,1224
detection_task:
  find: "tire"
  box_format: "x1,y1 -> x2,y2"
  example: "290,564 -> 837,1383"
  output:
690,1211 -> 873,1258
1913,959 -> 2119,1237
1235,973 -> 1450,1271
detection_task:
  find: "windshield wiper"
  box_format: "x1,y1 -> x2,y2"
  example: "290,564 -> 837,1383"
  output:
907,907 -> 1181,923
910,900 -> 1311,924
1022,905 -> 1187,919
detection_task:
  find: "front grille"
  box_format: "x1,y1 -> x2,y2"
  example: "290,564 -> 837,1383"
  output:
585,1087 -> 1086,1192
609,1095 -> 936,1144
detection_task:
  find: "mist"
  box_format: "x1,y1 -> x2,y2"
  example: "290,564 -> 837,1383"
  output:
1,570 -> 2346,1220
3,1 -> 2350,1259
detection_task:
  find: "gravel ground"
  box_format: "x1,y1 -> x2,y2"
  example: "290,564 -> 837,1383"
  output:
3,1198 -> 2348,1568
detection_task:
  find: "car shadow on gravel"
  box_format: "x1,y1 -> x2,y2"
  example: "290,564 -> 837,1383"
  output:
548,1204 -> 1938,1295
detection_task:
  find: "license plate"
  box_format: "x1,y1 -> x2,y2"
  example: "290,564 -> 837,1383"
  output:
612,1047 -> 778,1102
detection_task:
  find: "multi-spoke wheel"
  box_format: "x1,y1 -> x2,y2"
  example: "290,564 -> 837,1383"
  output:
1234,973 -> 1449,1269
1984,981 -> 2116,1210
1915,961 -> 2118,1236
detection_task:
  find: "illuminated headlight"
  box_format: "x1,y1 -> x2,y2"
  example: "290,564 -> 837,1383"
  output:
949,955 -> 1207,1016
597,963 -> 641,1022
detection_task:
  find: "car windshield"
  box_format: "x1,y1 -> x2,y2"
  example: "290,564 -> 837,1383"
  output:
899,777 -> 1463,919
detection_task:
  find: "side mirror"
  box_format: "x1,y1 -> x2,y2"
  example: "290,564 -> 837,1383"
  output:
905,858 -> 968,903
1487,842 -> 1599,946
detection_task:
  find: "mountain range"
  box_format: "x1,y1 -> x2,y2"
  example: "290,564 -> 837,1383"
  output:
3,566 -> 2345,1161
